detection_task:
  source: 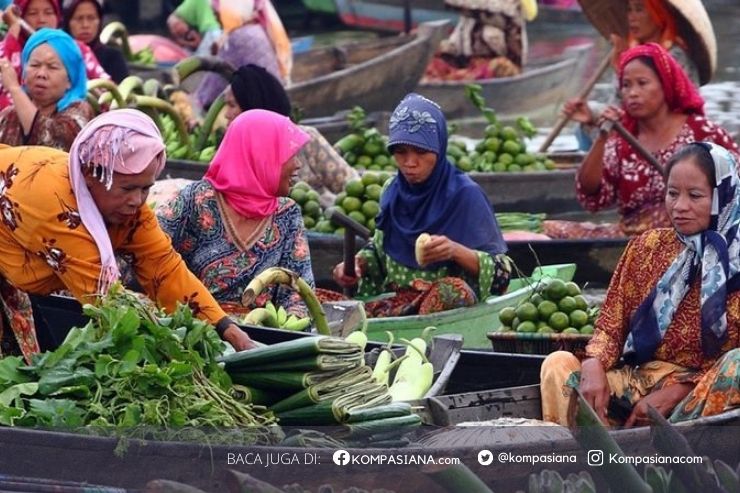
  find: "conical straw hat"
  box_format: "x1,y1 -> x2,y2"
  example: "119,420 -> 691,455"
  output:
577,0 -> 716,85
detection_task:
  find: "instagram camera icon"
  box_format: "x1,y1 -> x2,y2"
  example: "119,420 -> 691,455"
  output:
587,450 -> 604,466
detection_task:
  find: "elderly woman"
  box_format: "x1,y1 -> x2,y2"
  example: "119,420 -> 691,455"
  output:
544,43 -> 739,239
166,0 -> 222,57
0,0 -> 109,110
0,28 -> 94,150
541,142 -> 740,427
332,93 -> 511,317
63,0 -> 129,82
157,109 -> 314,316
0,109 -> 255,360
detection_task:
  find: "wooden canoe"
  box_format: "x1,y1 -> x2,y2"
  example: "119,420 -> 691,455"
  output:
415,42 -> 593,121
288,20 -> 449,118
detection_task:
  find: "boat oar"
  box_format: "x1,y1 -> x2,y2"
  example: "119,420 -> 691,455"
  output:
325,209 -> 371,297
601,120 -> 664,178
1,6 -> 35,37
538,47 -> 615,153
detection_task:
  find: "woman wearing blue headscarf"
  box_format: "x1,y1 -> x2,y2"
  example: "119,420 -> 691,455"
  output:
333,93 -> 511,317
0,28 -> 93,151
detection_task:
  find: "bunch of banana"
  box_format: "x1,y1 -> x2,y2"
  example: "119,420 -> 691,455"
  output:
100,22 -> 156,67
241,301 -> 312,331
172,56 -> 235,86
131,46 -> 156,66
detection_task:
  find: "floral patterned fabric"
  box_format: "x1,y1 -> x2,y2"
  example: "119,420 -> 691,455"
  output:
576,114 -> 740,236
364,277 -> 477,318
0,146 -> 231,360
0,101 -> 95,151
157,180 -> 314,315
296,125 -> 358,206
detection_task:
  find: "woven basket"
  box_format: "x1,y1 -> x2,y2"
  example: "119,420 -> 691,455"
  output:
487,331 -> 591,356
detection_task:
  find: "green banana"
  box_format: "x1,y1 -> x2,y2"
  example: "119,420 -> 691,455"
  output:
283,316 -> 311,331
131,95 -> 190,156
195,94 -> 224,153
276,306 -> 288,327
100,21 -> 132,60
143,79 -> 163,99
87,79 -> 125,108
172,56 -> 236,86
264,301 -> 280,328
117,75 -> 145,105
198,146 -> 216,162
242,308 -> 271,326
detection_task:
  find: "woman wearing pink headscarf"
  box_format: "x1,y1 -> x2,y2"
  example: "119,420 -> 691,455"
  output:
0,109 -> 256,360
157,109 -> 314,316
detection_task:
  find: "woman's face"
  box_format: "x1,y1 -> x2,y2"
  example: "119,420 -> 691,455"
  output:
278,155 -> 300,197
621,59 -> 666,119
224,86 -> 242,125
86,157 -> 159,226
665,156 -> 713,236
24,0 -> 58,30
627,0 -> 661,43
68,1 -> 100,45
25,44 -> 70,110
392,144 -> 437,185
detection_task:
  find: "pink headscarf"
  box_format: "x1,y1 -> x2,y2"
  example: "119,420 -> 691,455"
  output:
204,109 -> 310,219
68,109 -> 166,293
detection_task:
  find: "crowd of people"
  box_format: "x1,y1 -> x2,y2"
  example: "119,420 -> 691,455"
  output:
0,0 -> 737,430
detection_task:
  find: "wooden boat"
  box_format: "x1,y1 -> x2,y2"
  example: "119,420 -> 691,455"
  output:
416,42 -> 593,120
288,20 -> 449,118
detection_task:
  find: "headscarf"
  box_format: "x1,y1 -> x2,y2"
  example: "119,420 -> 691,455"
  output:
624,143 -> 740,365
627,0 -> 681,49
204,109 -> 310,219
16,0 -> 62,21
61,0 -> 104,45
377,93 -> 507,270
229,64 -> 291,116
68,109 -> 166,293
618,43 -> 704,134
21,28 -> 87,111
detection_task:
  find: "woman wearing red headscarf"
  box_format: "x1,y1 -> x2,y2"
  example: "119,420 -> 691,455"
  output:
546,43 -> 739,239
0,0 -> 110,110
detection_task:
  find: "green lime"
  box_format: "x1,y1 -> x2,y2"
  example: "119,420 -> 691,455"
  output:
574,295 -> 588,311
335,227 -> 345,236
515,153 -> 535,166
302,216 -> 315,229
374,155 -> 390,167
579,324 -> 594,335
492,162 -> 507,173
558,296 -> 577,314
537,300 -> 558,320
361,200 -> 380,219
522,165 -> 537,173
346,180 -> 365,198
515,302 -> 538,323
562,327 -> 580,335
378,172 -> 392,185
334,192 -> 347,206
565,281 -> 581,296
344,151 -> 357,166
482,151 -> 496,163
501,126 -> 519,141
511,317 -> 521,331
502,140 -> 521,155
498,153 -> 514,165
485,123 -> 501,137
507,164 -> 522,172
357,155 -> 373,167
530,293 -> 544,306
368,164 -> 381,171
290,188 -> 307,205
367,217 -> 376,231
537,320 -> 549,330
342,196 -> 362,213
516,320 -> 537,333
545,279 -> 567,301
499,325 -> 513,332
548,311 -> 570,331
363,141 -> 384,157
306,190 -> 319,202
303,200 -> 321,218
545,158 -> 556,170
569,309 -> 589,328
315,220 -> 334,234
537,325 -> 555,334
384,165 -> 397,171
485,137 -> 501,153
457,156 -> 473,172
348,211 -> 366,225
365,183 -> 383,202
294,181 -> 310,191
361,173 -> 380,187
499,306 -> 516,326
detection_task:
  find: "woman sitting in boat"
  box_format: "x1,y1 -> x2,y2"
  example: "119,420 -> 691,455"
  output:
564,0 -> 706,149
545,43 -> 739,239
332,93 -> 511,317
63,0 -> 129,83
541,142 -> 740,427
0,109 -> 256,360
0,0 -> 110,110
194,0 -> 291,110
0,28 -> 94,150
157,109 -> 315,316
166,0 -> 222,58
222,64 -> 358,207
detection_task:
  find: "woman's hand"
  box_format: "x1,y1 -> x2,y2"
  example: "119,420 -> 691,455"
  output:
223,324 -> 258,351
0,58 -> 20,93
580,358 -> 611,424
420,235 -> 457,265
624,383 -> 694,428
562,98 -> 594,125
332,257 -> 366,288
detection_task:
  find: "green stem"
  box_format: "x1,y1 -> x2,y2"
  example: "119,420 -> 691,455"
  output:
196,95 -> 224,152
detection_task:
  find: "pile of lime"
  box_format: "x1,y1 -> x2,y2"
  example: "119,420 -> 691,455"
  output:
318,172 -> 392,236
334,128 -> 396,172
498,279 -> 599,335
446,124 -> 557,173
289,181 -> 323,230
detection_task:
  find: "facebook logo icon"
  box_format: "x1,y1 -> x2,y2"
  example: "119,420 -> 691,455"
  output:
333,450 -> 350,466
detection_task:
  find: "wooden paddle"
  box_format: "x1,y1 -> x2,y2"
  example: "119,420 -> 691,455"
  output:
600,119 -> 664,178
538,47 -> 616,153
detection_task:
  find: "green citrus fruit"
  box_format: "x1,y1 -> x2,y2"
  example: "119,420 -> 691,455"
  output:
499,325 -> 513,332
335,227 -> 345,236
361,200 -> 380,219
548,311 -> 570,331
361,173 -> 380,187
315,220 -> 334,234
511,317 -> 521,330
529,294 -> 543,306
303,200 -> 321,218
502,140 -> 522,155
507,164 -> 522,172
367,217 -> 376,231
485,137 -> 501,153
569,309 -> 589,328
545,279 -> 567,301
537,300 -> 558,320
374,155 -> 390,167
457,156 -> 473,172
493,162 -> 507,172
501,126 -> 519,141
334,192 -> 347,206
537,326 -> 555,334
574,295 -> 588,311
562,327 -> 580,335
515,302 -> 539,322
516,320 -> 537,333
565,281 -> 581,296
363,140 -> 384,157
498,153 -> 514,165
346,180 -> 365,198
515,153 -> 535,166
348,211 -> 366,225
357,155 -> 373,167
342,196 -> 362,213
290,188 -> 307,205
579,324 -> 594,335
365,183 -> 383,202
378,172 -> 392,184
499,306 -> 516,326
302,216 -> 315,229
485,123 -> 501,137
558,296 -> 577,314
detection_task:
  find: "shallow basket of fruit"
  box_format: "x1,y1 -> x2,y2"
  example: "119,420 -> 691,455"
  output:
486,330 -> 591,357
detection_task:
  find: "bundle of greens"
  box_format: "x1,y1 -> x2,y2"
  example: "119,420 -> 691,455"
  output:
0,285 -> 277,444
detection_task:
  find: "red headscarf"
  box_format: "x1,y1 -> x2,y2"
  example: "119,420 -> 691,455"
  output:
15,0 -> 62,22
628,0 -> 681,49
618,43 -> 704,134
204,109 -> 310,219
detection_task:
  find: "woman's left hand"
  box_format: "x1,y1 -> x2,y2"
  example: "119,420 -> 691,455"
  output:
0,58 -> 20,92
223,324 -> 259,351
420,235 -> 458,265
624,383 -> 694,428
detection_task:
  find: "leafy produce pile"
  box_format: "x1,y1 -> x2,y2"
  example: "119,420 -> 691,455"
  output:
241,300 -> 312,332
333,107 -> 396,172
498,279 -> 599,335
0,285 -> 276,441
100,22 -> 155,66
221,330 -> 423,446
495,212 -> 545,233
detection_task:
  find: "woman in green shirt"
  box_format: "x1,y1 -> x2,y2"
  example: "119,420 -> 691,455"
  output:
167,0 -> 222,56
